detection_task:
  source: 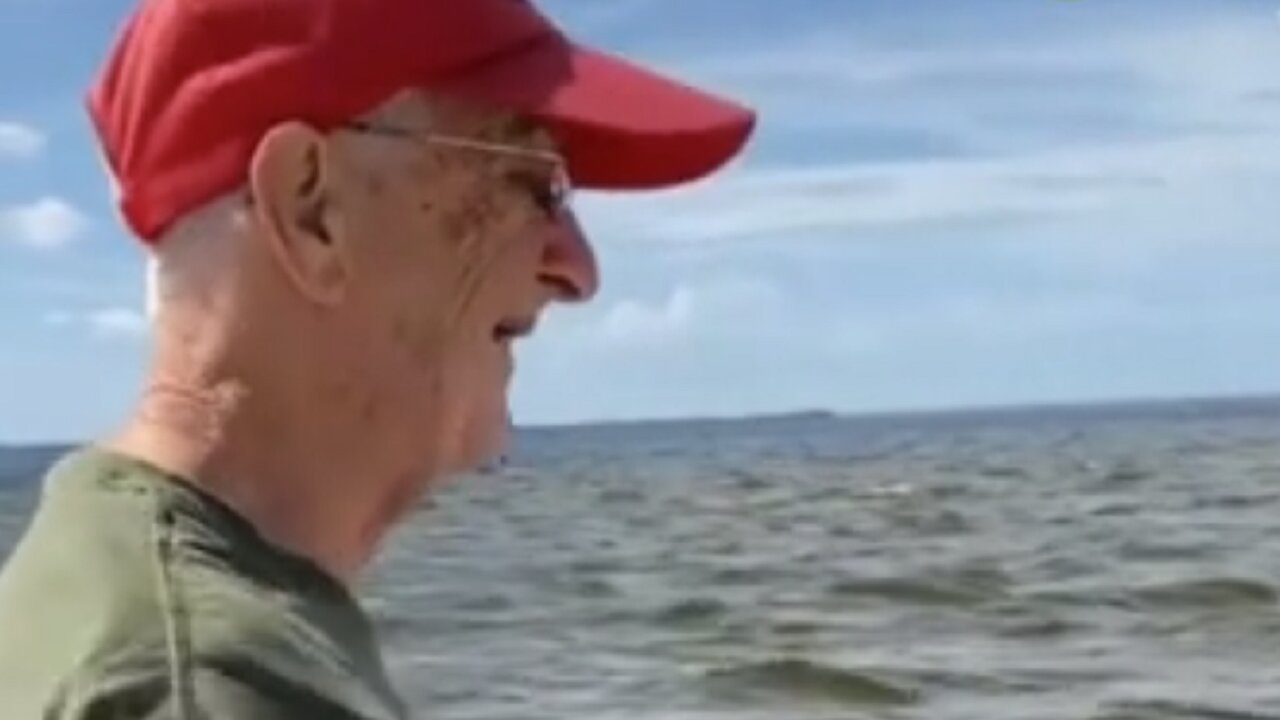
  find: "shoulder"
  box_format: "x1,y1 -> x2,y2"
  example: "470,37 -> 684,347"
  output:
169,540 -> 407,718
46,657 -> 373,719
148,508 -> 408,719
2,447 -> 405,719
40,603 -> 407,719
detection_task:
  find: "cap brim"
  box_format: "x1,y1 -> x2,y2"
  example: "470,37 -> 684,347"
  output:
433,35 -> 757,190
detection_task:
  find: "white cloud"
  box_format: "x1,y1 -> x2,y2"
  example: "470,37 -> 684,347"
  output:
1,197 -> 89,249
677,8 -> 1280,104
577,127 -> 1280,248
641,7 -> 1280,167
687,43 -> 1094,96
555,5 -> 1280,300
554,275 -> 787,352
0,122 -> 45,160
87,307 -> 148,341
43,306 -> 149,342
599,287 -> 695,347
1117,18 -> 1280,104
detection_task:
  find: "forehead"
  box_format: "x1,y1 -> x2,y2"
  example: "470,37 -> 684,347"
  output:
371,90 -> 555,149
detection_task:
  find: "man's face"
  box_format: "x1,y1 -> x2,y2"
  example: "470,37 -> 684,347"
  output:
319,93 -> 598,479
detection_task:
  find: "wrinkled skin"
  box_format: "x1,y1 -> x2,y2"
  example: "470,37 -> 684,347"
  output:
109,90 -> 599,582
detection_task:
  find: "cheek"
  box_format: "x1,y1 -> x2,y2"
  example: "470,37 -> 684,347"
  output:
379,303 -> 481,409
388,311 -> 439,370
356,275 -> 512,474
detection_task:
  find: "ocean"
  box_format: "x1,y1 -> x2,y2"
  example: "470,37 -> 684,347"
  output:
3,396 -> 1280,719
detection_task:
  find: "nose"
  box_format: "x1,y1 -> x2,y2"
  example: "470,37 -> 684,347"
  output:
538,210 -> 599,303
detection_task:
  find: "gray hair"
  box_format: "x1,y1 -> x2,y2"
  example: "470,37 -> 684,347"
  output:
139,89 -> 439,321
97,146 -> 246,324
145,190 -> 247,323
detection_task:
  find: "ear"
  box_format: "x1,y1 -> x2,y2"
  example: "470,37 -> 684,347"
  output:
247,121 -> 349,308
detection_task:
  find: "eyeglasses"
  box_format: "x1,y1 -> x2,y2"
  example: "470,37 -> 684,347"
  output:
340,120 -> 572,220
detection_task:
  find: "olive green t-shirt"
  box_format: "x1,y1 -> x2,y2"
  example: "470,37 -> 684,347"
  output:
0,446 -> 409,719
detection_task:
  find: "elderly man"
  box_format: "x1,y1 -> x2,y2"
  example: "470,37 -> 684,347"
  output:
0,0 -> 754,717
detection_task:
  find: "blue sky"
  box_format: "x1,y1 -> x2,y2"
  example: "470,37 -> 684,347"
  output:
2,0 -> 1279,442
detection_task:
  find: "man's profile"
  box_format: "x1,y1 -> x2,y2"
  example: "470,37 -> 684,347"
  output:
0,0 -> 754,716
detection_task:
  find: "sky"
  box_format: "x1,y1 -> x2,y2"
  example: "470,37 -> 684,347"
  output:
1,0 -> 1279,442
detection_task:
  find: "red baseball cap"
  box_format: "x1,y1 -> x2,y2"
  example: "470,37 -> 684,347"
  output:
87,0 -> 757,242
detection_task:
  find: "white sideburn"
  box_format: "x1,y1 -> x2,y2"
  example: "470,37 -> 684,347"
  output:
144,255 -> 160,323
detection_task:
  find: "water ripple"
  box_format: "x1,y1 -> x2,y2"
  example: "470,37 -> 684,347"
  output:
1129,577 -> 1278,609
7,399 -> 1280,719
1092,699 -> 1280,720
827,573 -> 1007,607
704,657 -> 922,706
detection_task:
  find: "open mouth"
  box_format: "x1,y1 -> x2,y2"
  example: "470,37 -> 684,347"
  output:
492,316 -> 536,344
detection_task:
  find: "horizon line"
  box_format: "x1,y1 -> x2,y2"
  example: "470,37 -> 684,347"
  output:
7,388 -> 1278,448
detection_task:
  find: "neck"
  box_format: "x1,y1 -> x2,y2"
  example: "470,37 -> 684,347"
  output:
105,371 -> 414,586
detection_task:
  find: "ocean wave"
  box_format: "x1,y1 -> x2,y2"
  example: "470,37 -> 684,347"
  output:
769,618 -> 824,636
724,467 -> 772,491
1190,491 -> 1280,510
654,597 -> 730,625
1100,461 -> 1155,484
704,657 -> 921,706
828,571 -> 1009,607
1116,537 -> 1218,562
861,482 -> 916,498
882,506 -> 973,534
1091,698 -> 1279,720
1022,578 -> 1279,613
1129,577 -> 1278,609
572,578 -> 620,598
597,486 -> 647,504
991,613 -> 1084,639
711,565 -> 770,585
979,464 -> 1032,480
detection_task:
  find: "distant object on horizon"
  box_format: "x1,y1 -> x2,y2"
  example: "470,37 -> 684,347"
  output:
519,408 -> 839,432
515,391 -> 1280,434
